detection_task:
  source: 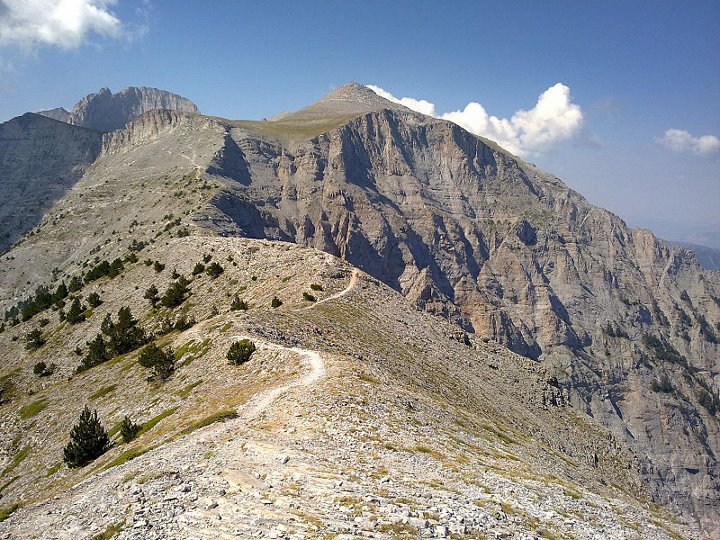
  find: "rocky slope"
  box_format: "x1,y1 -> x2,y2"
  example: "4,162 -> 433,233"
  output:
0,236 -> 691,539
0,113 -> 102,252
0,83 -> 718,536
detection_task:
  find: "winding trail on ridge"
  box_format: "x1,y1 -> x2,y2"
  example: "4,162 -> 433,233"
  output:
232,268 -> 360,420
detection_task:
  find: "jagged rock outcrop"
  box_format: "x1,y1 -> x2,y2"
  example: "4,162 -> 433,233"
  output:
67,86 -> 199,132
0,113 -> 102,252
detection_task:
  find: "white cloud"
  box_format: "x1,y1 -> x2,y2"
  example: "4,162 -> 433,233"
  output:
658,129 -> 720,156
367,83 -> 584,157
0,0 -> 122,50
366,84 -> 437,116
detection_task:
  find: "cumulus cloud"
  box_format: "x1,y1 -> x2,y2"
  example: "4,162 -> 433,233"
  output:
0,0 -> 122,50
368,83 -> 584,157
366,84 -> 437,116
658,129 -> 720,156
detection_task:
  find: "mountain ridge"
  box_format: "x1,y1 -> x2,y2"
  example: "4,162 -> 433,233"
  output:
1,82 -> 718,536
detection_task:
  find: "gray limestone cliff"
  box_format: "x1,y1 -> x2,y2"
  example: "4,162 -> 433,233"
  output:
0,113 -> 101,252
67,86 -> 199,132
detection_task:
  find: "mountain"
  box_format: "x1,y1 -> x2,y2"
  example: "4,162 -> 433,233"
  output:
39,86 -> 200,132
0,83 -> 718,536
0,88 -> 199,253
36,107 -> 70,123
667,240 -> 720,271
0,113 -> 102,252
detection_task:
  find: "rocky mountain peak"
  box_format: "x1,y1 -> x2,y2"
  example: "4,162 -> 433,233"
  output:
281,82 -> 411,121
66,86 -> 199,132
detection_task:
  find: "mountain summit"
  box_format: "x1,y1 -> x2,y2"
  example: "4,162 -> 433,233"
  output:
39,86 -> 199,132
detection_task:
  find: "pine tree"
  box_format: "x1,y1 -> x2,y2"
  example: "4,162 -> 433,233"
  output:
120,415 -> 141,443
138,343 -> 175,381
65,297 -> 86,324
230,296 -> 248,311
144,285 -> 159,306
63,406 -> 110,468
227,339 -> 257,365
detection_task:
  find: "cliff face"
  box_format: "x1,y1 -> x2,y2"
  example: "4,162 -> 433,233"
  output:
196,86 -> 719,532
0,113 -> 102,252
67,86 -> 199,132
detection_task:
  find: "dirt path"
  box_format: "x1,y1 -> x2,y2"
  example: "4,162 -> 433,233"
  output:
231,339 -> 325,420
232,267 -> 359,419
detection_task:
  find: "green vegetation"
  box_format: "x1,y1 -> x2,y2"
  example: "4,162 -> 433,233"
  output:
24,329 -> 45,351
643,335 -> 686,366
302,292 -> 316,302
651,374 -> 673,393
33,361 -> 55,377
84,258 -> 124,282
78,307 -> 148,372
230,295 -> 248,311
90,521 -> 124,540
227,339 -> 256,365
144,285 -> 159,306
310,283 -> 323,291
153,261 -> 165,273
271,296 -> 282,308
103,444 -> 156,470
19,397 -> 49,419
87,292 -> 102,308
206,262 -> 224,278
178,410 -> 238,436
90,384 -> 117,400
177,379 -> 203,398
0,504 -> 20,522
192,262 -> 205,275
120,416 -> 141,443
138,407 -> 179,436
66,297 -> 87,324
138,343 -> 175,381
2,446 -> 30,476
63,406 -> 110,468
161,276 -> 191,308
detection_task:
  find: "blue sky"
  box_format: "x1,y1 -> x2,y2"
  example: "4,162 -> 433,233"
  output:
1,1 -> 718,247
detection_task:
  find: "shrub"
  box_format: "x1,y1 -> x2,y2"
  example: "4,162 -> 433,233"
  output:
310,283 -> 323,291
87,292 -> 102,308
138,343 -> 175,381
120,415 -> 141,443
303,292 -> 316,302
25,329 -> 45,351
144,285 -> 159,306
192,262 -> 205,275
33,361 -> 55,377
161,277 -> 190,308
271,297 -> 282,308
173,315 -> 196,331
230,296 -> 248,311
153,261 -> 165,273
63,406 -> 110,468
227,339 -> 256,365
65,298 -> 87,324
205,262 -> 224,279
